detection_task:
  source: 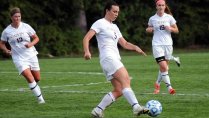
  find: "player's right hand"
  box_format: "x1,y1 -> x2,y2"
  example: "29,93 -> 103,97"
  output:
5,50 -> 12,56
84,52 -> 91,60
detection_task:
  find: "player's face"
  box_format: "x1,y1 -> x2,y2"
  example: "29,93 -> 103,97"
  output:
11,13 -> 21,25
156,3 -> 166,14
107,5 -> 119,22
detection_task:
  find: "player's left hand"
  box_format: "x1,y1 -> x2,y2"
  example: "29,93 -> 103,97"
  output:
25,43 -> 32,48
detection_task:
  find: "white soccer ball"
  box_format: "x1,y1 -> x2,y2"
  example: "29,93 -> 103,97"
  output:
146,100 -> 162,117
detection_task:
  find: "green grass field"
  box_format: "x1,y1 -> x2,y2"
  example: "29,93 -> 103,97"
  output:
0,52 -> 209,118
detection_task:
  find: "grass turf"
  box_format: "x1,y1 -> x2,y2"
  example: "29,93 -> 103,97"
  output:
0,52 -> 209,118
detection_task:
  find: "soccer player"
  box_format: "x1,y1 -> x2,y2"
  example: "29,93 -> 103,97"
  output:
146,0 -> 179,94
0,7 -> 45,104
83,1 -> 149,117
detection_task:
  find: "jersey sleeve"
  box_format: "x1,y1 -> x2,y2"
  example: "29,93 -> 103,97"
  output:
90,20 -> 101,33
115,25 -> 122,39
148,17 -> 153,27
25,24 -> 36,36
1,30 -> 8,42
170,16 -> 176,25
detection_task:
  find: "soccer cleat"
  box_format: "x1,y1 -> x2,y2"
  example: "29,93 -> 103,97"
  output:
91,107 -> 104,118
133,105 -> 150,116
38,99 -> 45,104
174,57 -> 180,67
153,83 -> 160,94
169,88 -> 176,95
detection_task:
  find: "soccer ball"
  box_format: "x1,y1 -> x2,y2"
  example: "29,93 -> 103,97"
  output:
146,100 -> 162,117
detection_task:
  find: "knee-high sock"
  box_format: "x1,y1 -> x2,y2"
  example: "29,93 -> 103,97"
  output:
156,71 -> 162,84
122,88 -> 139,107
28,81 -> 44,101
97,92 -> 115,110
161,71 -> 172,90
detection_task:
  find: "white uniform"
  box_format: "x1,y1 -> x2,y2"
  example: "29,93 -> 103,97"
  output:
91,18 -> 123,80
148,13 -> 176,60
1,22 -> 40,74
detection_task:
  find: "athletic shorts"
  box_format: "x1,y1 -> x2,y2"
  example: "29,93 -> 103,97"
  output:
13,56 -> 40,75
100,57 -> 124,81
152,45 -> 173,60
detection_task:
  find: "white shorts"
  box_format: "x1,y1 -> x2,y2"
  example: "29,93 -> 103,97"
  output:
152,45 -> 173,60
13,56 -> 40,75
100,57 -> 124,81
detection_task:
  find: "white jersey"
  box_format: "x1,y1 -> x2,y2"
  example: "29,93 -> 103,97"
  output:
1,22 -> 38,61
148,13 -> 176,46
91,18 -> 123,61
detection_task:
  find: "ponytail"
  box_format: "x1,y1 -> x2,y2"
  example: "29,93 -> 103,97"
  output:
165,5 -> 172,15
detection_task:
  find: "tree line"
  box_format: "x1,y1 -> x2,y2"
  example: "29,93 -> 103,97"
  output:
0,0 -> 208,57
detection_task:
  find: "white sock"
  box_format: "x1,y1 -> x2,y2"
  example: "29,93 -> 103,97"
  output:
122,88 -> 139,107
161,71 -> 172,90
97,92 -> 115,110
28,81 -> 44,101
156,71 -> 162,84
170,56 -> 175,61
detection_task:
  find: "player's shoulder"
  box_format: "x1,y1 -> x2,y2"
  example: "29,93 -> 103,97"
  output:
164,13 -> 173,18
149,14 -> 158,19
94,18 -> 106,24
92,18 -> 108,28
21,22 -> 31,27
2,24 -> 13,33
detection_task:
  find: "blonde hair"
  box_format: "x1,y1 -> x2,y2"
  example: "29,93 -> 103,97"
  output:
10,7 -> 21,16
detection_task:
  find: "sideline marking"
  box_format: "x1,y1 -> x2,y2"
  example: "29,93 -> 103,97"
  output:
0,82 -> 109,92
0,71 -> 103,75
0,82 -> 208,97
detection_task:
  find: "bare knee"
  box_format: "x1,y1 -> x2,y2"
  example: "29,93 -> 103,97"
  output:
112,89 -> 123,99
31,71 -> 41,82
159,61 -> 168,72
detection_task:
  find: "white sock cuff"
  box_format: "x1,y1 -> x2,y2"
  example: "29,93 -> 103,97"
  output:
122,88 -> 132,94
29,81 -> 37,88
108,92 -> 116,102
161,71 -> 168,76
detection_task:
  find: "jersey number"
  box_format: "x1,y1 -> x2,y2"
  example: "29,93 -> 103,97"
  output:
160,25 -> 165,30
17,37 -> 23,43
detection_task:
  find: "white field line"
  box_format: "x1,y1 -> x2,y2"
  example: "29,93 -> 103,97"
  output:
0,82 -> 108,92
0,82 -> 208,97
0,71 -> 104,75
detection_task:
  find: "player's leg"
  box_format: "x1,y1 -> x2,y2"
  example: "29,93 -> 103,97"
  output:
158,60 -> 175,94
164,46 -> 176,94
154,71 -> 161,94
170,56 -> 180,67
153,46 -> 165,94
31,70 -> 40,82
30,56 -> 45,103
91,58 -> 120,118
113,67 -> 149,116
91,80 -> 120,118
21,69 -> 45,103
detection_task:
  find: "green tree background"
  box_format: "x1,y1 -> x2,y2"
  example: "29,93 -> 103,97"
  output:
0,0 -> 208,57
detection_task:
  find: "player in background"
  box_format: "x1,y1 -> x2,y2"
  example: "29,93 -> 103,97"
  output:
146,0 -> 179,94
0,7 -> 45,104
83,1 -> 149,117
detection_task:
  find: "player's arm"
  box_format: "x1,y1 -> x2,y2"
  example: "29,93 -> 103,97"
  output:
0,40 -> 11,55
118,37 -> 146,56
25,34 -> 39,48
83,29 -> 96,60
146,26 -> 154,33
165,24 -> 179,34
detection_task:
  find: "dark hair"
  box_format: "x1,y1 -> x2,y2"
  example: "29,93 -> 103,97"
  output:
10,7 -> 21,16
103,1 -> 119,16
